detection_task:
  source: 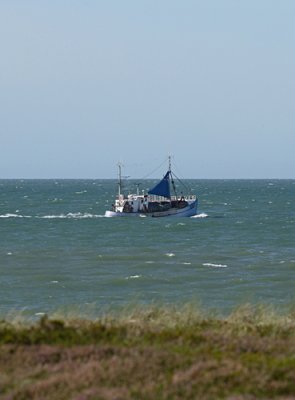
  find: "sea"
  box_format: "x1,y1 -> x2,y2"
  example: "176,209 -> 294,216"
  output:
0,179 -> 294,319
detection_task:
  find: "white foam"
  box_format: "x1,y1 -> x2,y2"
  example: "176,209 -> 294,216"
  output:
38,214 -> 66,219
35,312 -> 46,316
182,262 -> 191,265
145,261 -> 155,264
126,275 -> 141,279
0,213 -> 103,219
50,280 -> 59,283
39,213 -> 104,219
0,213 -> 31,218
7,252 -> 13,256
191,213 -> 208,218
203,263 -> 228,268
165,253 -> 175,257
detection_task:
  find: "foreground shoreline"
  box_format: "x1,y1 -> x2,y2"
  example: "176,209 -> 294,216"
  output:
0,305 -> 295,399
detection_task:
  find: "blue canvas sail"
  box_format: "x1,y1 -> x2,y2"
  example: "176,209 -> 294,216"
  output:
148,171 -> 171,198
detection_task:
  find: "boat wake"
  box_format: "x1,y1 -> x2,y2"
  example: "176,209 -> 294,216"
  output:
0,213 -> 104,219
191,213 -> 208,218
39,213 -> 104,219
0,214 -> 32,218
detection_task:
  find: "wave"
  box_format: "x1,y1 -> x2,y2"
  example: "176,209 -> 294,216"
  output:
191,213 -> 208,218
125,275 -> 142,280
203,263 -> 228,268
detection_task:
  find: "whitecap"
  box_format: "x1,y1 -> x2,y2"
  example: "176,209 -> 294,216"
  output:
177,223 -> 186,226
125,275 -> 141,280
182,262 -> 191,265
7,252 -> 12,256
165,253 -> 175,257
203,263 -> 228,268
50,280 -> 59,283
35,312 -> 46,316
145,261 -> 155,264
191,213 -> 208,218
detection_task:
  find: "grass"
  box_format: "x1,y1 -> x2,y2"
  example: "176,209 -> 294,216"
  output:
0,304 -> 294,399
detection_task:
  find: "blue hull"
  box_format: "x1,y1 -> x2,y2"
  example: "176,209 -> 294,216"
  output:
105,200 -> 198,218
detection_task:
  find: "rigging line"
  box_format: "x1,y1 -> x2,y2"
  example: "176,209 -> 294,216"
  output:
140,157 -> 169,180
171,171 -> 191,193
171,160 -> 192,192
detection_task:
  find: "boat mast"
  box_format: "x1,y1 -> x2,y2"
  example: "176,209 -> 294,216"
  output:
117,162 -> 122,197
169,155 -> 177,198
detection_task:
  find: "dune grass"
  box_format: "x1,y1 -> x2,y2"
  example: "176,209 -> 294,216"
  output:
0,304 -> 294,399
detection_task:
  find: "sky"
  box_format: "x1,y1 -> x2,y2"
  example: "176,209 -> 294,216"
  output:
0,0 -> 295,179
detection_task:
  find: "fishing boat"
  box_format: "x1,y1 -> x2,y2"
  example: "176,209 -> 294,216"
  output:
105,157 -> 198,218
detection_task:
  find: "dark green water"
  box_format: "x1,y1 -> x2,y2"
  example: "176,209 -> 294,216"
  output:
0,179 -> 294,317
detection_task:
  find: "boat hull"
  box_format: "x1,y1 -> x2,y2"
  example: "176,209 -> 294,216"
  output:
105,200 -> 198,218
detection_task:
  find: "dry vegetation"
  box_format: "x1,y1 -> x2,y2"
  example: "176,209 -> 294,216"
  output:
0,304 -> 295,399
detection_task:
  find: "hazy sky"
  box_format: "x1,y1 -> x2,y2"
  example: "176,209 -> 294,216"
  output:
1,1 -> 294,178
